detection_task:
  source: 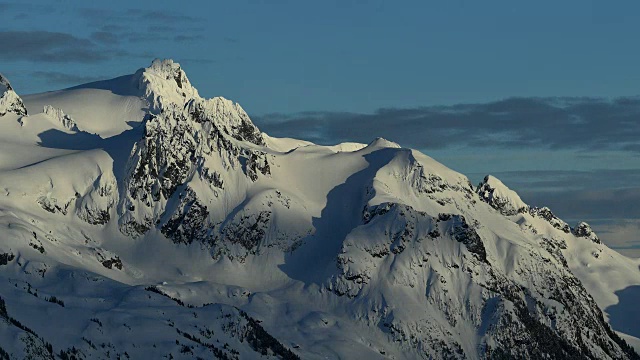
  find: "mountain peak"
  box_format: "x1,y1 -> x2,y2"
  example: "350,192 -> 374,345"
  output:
0,73 -> 27,117
573,221 -> 601,244
134,58 -> 199,113
476,174 -> 529,216
0,73 -> 14,93
367,137 -> 401,149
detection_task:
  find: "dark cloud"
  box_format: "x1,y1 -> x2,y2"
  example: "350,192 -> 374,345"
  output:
31,71 -> 105,86
91,31 -> 119,45
624,144 -> 640,152
257,101 -> 640,249
77,8 -> 207,47
0,2 -> 55,14
0,7 -> 210,67
519,187 -> 640,223
253,97 -> 640,153
470,168 -> 640,252
479,169 -> 640,193
593,219 -> 640,242
465,169 -> 640,221
584,219 -> 640,257
0,31 -> 108,63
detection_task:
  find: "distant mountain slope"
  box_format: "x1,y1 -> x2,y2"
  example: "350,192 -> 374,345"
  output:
0,59 -> 638,359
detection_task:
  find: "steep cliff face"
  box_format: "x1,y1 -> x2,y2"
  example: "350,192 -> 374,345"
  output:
0,60 -> 638,359
118,61 -> 276,262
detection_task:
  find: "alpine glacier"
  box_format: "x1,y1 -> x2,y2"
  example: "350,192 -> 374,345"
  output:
0,60 -> 639,359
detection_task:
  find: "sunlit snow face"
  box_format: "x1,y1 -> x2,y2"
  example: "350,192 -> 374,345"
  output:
251,97 -> 640,255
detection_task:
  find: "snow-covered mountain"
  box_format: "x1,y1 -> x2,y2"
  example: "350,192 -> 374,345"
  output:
0,59 -> 639,359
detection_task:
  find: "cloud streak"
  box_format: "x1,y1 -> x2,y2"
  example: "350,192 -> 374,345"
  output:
519,187 -> 640,221
77,7 -> 206,45
481,169 -> 640,193
253,97 -> 640,153
0,31 -> 109,63
31,71 -> 106,86
472,168 -> 640,222
0,4 -> 217,71
90,31 -> 119,45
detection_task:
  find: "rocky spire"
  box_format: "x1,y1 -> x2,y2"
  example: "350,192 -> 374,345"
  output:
119,59 -> 268,237
132,59 -> 264,145
133,59 -> 199,113
573,221 -> 601,244
476,175 -> 529,216
0,74 -> 27,117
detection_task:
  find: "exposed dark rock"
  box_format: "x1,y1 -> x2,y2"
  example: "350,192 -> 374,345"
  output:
476,175 -> 529,216
241,150 -> 271,182
235,309 -> 300,360
37,196 -> 71,215
0,252 -> 15,266
0,73 -> 28,117
161,188 -> 210,245
362,203 -> 395,224
447,215 -> 488,264
101,257 -> 123,270
530,207 -> 571,233
122,95 -> 270,237
222,211 -> 271,250
573,221 -> 601,244
200,167 -> 224,189
80,207 -> 110,225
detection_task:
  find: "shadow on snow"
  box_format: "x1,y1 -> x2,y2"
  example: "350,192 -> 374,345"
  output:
35,121 -> 144,185
279,147 -> 404,286
606,285 -> 640,339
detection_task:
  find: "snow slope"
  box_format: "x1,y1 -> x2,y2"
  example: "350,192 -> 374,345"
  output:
0,59 -> 639,359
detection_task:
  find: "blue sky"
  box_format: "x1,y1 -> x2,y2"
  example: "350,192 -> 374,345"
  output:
1,1 -> 639,254
3,1 -> 640,113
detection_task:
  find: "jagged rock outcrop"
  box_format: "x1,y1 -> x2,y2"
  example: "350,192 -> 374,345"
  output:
161,187 -> 210,244
0,74 -> 27,117
477,175 -> 529,215
43,105 -> 78,131
530,206 -> 572,233
476,175 -> 578,234
330,199 -> 637,359
119,60 -> 271,240
133,58 -> 200,113
573,221 -> 601,244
